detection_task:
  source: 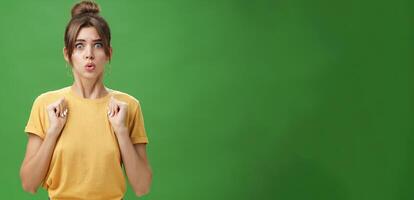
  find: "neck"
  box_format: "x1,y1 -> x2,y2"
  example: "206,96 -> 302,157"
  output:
71,75 -> 108,99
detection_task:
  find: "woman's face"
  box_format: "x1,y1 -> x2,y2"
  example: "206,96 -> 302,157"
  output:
65,26 -> 111,80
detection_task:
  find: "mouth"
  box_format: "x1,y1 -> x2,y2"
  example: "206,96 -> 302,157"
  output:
85,63 -> 96,71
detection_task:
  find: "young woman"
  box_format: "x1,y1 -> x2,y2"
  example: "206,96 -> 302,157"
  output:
19,1 -> 152,199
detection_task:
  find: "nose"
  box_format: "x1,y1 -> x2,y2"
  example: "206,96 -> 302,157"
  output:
84,46 -> 94,60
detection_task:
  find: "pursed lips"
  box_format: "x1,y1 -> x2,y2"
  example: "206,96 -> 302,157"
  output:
85,63 -> 96,71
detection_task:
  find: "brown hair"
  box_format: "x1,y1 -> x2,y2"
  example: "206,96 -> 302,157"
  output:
64,0 -> 111,63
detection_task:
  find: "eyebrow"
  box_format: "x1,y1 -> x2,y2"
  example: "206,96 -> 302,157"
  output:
75,39 -> 103,42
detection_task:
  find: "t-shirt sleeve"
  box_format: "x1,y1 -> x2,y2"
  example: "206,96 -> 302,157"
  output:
128,100 -> 149,144
24,96 -> 47,139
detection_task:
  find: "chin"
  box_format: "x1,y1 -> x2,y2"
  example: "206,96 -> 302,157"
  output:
83,73 -> 103,79
73,71 -> 103,80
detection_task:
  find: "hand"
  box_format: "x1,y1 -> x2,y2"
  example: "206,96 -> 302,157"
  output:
46,97 -> 68,136
108,96 -> 128,133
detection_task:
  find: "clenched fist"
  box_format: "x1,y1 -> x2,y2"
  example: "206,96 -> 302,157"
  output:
46,97 -> 68,136
107,96 -> 128,134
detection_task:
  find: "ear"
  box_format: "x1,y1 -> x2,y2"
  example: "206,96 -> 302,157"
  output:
63,47 -> 70,63
108,46 -> 113,61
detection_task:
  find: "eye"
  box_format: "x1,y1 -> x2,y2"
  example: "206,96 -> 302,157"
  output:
94,43 -> 103,48
75,43 -> 84,49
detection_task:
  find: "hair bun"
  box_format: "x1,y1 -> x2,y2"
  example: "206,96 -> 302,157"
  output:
71,1 -> 100,18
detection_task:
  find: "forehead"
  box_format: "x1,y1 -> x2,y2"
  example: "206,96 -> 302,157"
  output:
76,27 -> 101,40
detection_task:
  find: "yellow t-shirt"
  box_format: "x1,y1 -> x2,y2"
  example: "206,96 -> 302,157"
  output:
24,86 -> 149,200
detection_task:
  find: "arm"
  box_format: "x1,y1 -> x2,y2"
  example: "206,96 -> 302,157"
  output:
20,97 -> 68,193
116,128 -> 152,197
19,131 -> 59,193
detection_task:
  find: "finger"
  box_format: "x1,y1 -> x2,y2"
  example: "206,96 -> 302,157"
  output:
63,107 -> 68,117
55,105 -> 60,118
55,98 -> 63,117
108,103 -> 113,117
112,98 -> 118,117
62,100 -> 68,117
114,104 -> 120,116
59,102 -> 64,118
56,97 -> 64,107
112,102 -> 118,117
111,104 -> 116,117
62,98 -> 68,117
120,102 -> 127,110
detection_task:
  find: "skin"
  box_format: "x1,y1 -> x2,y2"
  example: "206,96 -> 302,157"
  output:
20,27 -> 152,197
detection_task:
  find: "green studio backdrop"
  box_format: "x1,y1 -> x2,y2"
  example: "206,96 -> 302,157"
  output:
0,0 -> 413,199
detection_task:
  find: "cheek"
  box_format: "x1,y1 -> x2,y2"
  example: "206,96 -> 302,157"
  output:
96,50 -> 107,58
96,52 -> 109,63
69,53 -> 84,70
71,52 -> 82,62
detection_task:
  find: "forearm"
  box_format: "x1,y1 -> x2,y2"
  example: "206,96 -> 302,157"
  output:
115,128 -> 152,196
20,131 -> 59,193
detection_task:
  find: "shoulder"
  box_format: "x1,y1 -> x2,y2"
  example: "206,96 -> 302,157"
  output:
32,87 -> 70,106
110,89 -> 143,109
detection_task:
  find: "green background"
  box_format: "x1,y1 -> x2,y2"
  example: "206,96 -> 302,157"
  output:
0,0 -> 413,199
